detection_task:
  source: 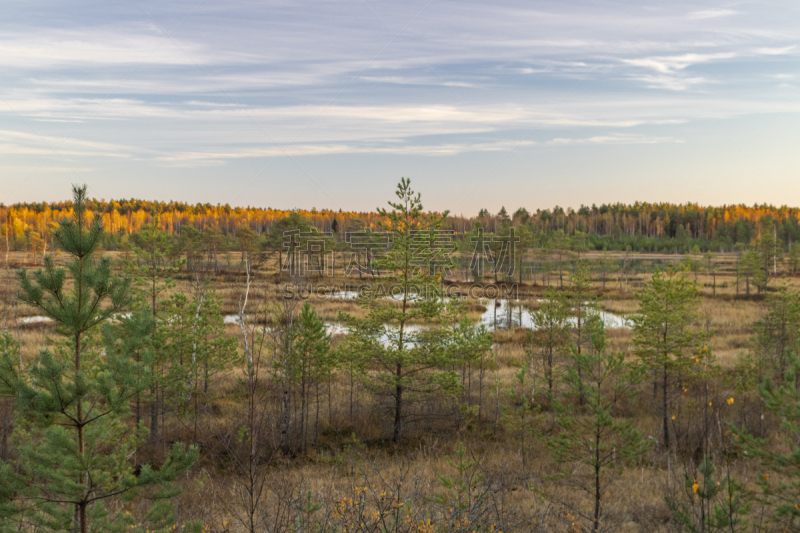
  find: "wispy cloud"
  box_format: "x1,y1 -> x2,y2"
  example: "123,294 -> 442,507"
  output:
0,129 -> 135,158
622,53 -> 737,74
548,133 -> 684,145
755,45 -> 796,56
158,139 -> 538,164
2,0 -> 800,209
689,9 -> 738,20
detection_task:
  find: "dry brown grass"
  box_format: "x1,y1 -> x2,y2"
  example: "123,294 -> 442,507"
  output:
0,250 -> 790,533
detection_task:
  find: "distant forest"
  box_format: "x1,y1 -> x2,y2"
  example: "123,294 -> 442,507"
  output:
3,198 -> 800,254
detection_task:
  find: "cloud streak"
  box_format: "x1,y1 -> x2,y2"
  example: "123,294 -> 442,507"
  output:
1,0 -> 800,210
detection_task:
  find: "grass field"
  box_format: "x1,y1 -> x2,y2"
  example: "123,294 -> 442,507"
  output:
1,248 -> 796,532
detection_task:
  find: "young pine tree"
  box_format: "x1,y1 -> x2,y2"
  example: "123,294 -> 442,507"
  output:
0,333 -> 25,532
568,264 -> 599,405
632,269 -> 702,449
128,221 -> 179,446
290,302 -> 333,453
445,307 -> 494,423
339,178 -> 460,444
752,285 -> 800,381
529,287 -> 570,396
158,288 -> 238,444
549,321 -> 649,532
502,363 -> 539,468
754,230 -> 781,294
737,351 -> 800,531
0,185 -> 197,533
666,456 -> 750,533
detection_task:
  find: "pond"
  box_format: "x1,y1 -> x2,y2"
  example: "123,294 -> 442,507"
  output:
479,299 -> 630,330
19,300 -> 630,337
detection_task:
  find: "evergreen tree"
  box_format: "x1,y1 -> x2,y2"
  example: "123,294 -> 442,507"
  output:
598,250 -> 616,292
267,212 -> 313,278
236,224 -> 258,268
173,225 -> 203,271
788,241 -> 800,274
443,300 -> 494,422
516,224 -> 535,284
502,363 -> 539,468
689,245 -> 702,282
497,206 -> 510,226
128,221 -> 178,445
129,221 -> 176,316
752,285 -> 800,380
703,251 -> 717,295
289,302 -> 333,453
754,231 -> 781,294
549,322 -> 649,532
0,185 -> 197,533
202,225 -> 226,273
740,249 -> 759,296
567,264 -> 599,406
0,333 -> 25,532
548,229 -> 573,289
667,457 -> 750,533
736,352 -> 800,531
568,264 -> 598,362
632,269 -> 702,449
158,287 -> 238,444
529,287 -> 570,395
339,178 -> 460,444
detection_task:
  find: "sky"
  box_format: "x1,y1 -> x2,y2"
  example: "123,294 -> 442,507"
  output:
1,0 -> 799,215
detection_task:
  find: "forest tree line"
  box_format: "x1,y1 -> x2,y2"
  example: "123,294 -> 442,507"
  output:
4,198 -> 800,258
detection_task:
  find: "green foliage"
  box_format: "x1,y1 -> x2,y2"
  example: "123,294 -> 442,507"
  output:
632,269 -> 702,448
434,442 -> 498,532
0,334 -> 25,533
748,231 -> 781,294
666,457 -> 750,533
339,178 -> 466,443
752,285 -> 800,379
529,287 -> 570,394
295,490 -> 323,531
288,302 -> 334,451
737,352 -> 800,531
548,326 -> 649,532
157,287 -> 238,442
502,363 -> 540,468
445,307 -> 494,421
738,249 -> 760,295
128,221 -> 179,315
681,253 -> 702,282
547,229 -> 574,288
597,251 -> 617,291
567,263 -> 599,358
515,224 -> 535,283
0,185 -> 197,533
788,241 -> 800,274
